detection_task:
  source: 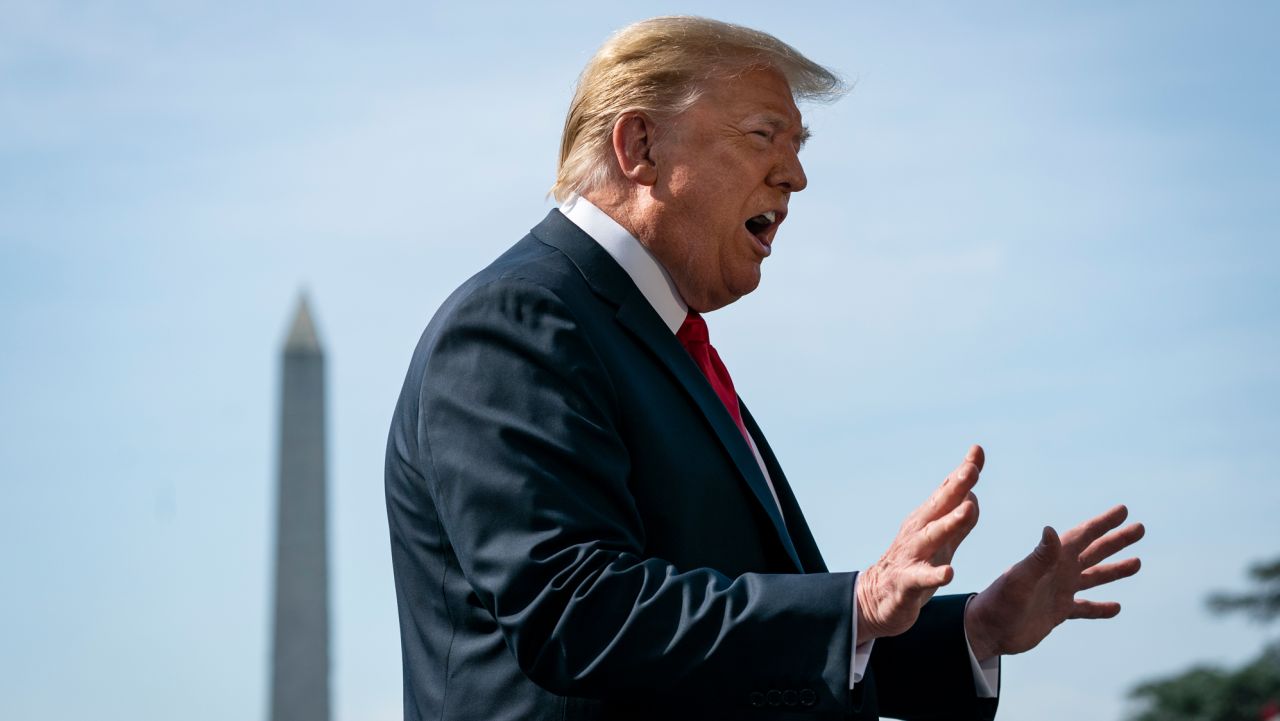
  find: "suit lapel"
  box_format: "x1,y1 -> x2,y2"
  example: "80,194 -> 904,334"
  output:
740,402 -> 829,574
613,300 -> 805,573
531,210 -> 804,572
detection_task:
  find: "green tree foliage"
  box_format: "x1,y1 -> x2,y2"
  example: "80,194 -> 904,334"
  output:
1208,559 -> 1280,624
1127,556 -> 1280,721
1128,643 -> 1280,721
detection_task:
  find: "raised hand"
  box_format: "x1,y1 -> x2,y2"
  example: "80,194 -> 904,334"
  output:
856,445 -> 984,643
964,504 -> 1145,660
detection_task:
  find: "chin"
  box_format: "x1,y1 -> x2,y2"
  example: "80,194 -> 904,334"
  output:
734,270 -> 763,298
712,281 -> 761,311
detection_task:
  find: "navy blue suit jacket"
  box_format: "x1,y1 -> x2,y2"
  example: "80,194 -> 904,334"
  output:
385,210 -> 999,720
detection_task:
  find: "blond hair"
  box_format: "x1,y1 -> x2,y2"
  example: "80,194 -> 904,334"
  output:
552,16 -> 844,202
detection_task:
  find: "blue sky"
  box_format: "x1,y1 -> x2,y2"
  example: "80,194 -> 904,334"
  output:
1,2 -> 1277,720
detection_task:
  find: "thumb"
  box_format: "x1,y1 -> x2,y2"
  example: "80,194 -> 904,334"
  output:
1028,526 -> 1061,570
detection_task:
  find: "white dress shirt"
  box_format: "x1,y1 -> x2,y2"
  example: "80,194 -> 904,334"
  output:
558,194 -> 998,696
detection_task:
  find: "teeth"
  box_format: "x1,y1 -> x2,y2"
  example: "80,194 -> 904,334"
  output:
762,210 -> 776,223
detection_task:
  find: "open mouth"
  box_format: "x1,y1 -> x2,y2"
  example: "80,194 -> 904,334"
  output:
745,210 -> 776,235
744,209 -> 783,254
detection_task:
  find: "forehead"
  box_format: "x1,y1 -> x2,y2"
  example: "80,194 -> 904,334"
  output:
698,67 -> 804,124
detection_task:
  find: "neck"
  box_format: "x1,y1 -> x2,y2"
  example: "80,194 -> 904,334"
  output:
582,187 -> 655,249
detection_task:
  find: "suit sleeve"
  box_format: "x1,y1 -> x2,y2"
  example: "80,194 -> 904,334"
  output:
414,278 -> 856,711
864,594 -> 1000,721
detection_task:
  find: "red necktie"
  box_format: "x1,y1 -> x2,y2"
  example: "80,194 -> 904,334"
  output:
677,311 -> 751,444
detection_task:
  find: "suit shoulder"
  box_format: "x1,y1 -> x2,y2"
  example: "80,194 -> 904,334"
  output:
445,232 -> 591,315
400,228 -> 610,393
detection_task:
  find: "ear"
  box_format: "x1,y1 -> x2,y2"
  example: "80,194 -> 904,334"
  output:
610,111 -> 659,187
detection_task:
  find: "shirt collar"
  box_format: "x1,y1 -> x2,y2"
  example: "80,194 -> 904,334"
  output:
559,194 -> 688,334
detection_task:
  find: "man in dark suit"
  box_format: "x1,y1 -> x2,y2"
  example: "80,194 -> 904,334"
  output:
385,16 -> 1144,720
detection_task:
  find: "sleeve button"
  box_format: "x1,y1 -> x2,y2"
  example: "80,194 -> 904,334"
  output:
766,689 -> 783,706
782,689 -> 798,706
799,688 -> 817,707
748,691 -> 766,708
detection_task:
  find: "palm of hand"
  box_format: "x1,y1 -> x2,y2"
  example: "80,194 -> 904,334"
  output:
966,505 -> 1145,659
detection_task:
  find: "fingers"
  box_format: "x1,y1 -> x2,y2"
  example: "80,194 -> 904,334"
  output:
1078,522 -> 1146,568
1063,504 -> 1129,554
967,444 -> 985,472
915,447 -> 984,526
909,562 -> 954,589
1068,599 -> 1121,620
919,494 -> 980,561
1078,557 -> 1141,591
955,492 -> 981,544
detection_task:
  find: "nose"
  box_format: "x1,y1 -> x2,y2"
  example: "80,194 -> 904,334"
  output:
770,146 -> 808,193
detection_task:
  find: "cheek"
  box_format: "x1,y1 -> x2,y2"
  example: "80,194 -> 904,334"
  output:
720,232 -> 760,285
673,150 -> 742,199
664,165 -> 696,194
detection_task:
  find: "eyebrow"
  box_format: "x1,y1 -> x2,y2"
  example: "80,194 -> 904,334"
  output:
762,116 -> 811,149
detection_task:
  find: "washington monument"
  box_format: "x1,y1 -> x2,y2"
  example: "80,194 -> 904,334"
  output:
269,295 -> 330,721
